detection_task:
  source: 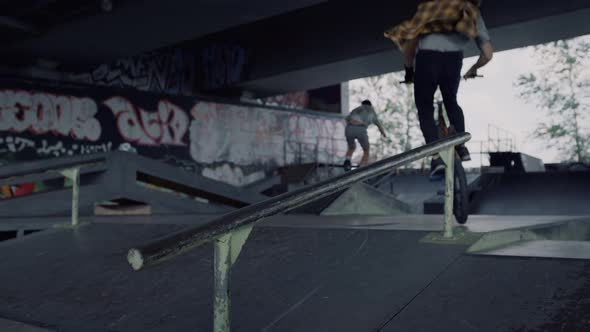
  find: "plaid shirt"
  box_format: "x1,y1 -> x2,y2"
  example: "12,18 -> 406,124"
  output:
384,0 -> 479,51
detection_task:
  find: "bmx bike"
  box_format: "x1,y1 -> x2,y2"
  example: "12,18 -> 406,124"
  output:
400,74 -> 480,224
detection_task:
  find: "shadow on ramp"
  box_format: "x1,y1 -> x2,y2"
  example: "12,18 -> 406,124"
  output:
0,317 -> 54,331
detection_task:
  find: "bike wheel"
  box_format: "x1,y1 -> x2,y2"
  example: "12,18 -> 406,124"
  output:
453,159 -> 469,224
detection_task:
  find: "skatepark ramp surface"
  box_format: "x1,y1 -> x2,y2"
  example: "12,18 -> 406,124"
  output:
473,172 -> 590,215
469,217 -> 590,259
0,151 -> 268,219
122,134 -> 481,330
0,317 -> 54,331
1,215 -> 589,331
320,182 -> 411,216
3,134 -> 590,331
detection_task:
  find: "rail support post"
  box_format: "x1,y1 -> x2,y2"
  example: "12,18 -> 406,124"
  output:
213,225 -> 253,332
60,167 -> 80,227
440,147 -> 455,238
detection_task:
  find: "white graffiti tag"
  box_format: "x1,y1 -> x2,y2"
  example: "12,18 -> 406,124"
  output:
0,90 -> 101,141
37,140 -> 66,156
103,96 -> 188,146
0,136 -> 35,153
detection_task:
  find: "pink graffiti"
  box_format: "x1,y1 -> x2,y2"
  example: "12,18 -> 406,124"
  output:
103,96 -> 188,146
0,90 -> 101,141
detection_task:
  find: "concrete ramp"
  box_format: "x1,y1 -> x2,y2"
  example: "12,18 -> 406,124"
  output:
0,152 -> 267,218
1,216 -> 589,331
321,182 -> 412,216
477,240 -> 590,260
473,172 -> 590,215
468,218 -> 590,259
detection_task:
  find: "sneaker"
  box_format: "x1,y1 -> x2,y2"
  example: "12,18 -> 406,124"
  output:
343,159 -> 352,171
429,157 -> 446,178
456,145 -> 471,161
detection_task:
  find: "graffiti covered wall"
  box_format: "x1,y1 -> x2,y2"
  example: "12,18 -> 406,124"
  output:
259,91 -> 310,109
0,81 -> 346,185
199,44 -> 247,91
67,44 -> 247,96
67,49 -> 194,96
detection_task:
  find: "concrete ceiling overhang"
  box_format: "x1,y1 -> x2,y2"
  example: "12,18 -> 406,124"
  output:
220,0 -> 590,97
240,7 -> 590,97
2,0 -> 328,66
2,0 -> 589,97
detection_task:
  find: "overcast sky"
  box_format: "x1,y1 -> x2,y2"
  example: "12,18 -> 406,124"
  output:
349,34 -> 590,168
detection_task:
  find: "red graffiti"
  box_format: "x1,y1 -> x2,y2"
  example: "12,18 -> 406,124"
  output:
103,96 -> 188,146
12,182 -> 34,196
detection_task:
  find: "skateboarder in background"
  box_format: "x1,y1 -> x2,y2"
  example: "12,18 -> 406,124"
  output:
343,100 -> 387,170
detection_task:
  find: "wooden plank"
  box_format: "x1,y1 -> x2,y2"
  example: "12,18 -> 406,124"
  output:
94,200 -> 151,216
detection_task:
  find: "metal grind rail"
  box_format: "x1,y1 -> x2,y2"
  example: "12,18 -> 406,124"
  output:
0,156 -> 107,227
127,132 -> 471,332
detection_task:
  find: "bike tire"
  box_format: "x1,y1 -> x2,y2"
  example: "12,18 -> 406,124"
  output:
453,159 -> 469,224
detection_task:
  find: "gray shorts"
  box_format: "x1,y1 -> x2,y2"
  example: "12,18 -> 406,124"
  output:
345,124 -> 369,151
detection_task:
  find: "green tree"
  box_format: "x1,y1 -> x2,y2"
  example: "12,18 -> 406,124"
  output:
349,71 -> 421,160
516,38 -> 590,163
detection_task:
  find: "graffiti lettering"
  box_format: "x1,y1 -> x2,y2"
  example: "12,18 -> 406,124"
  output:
70,49 -> 190,95
14,137 -> 35,152
37,140 -> 66,156
0,90 -> 101,141
202,164 -> 265,187
0,136 -> 35,153
78,142 -> 112,155
104,96 -> 189,146
0,84 -> 347,188
201,44 -> 246,89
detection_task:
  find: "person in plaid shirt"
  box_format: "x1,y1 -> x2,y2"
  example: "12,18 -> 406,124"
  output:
385,0 -> 493,177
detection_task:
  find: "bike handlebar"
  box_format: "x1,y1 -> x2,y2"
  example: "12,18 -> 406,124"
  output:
399,74 -> 483,85
463,74 -> 484,80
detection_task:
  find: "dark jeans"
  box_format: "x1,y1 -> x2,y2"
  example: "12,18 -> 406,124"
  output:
414,50 -> 465,144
